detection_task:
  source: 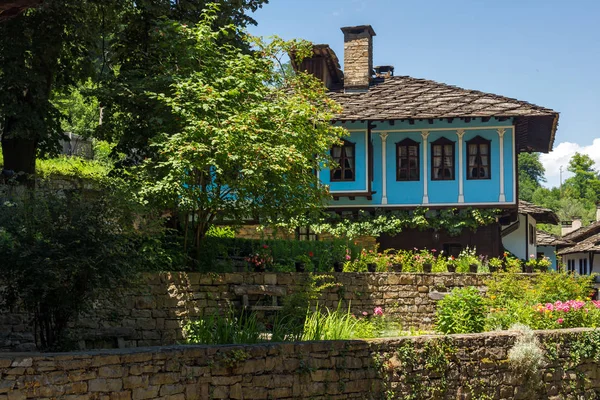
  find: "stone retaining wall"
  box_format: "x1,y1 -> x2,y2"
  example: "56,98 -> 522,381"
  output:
1,329 -> 599,399
3,272 -> 490,351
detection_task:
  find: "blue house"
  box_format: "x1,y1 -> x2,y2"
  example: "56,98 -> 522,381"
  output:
293,25 -> 559,256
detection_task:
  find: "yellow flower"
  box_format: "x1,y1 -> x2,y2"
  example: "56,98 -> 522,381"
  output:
490,295 -> 496,300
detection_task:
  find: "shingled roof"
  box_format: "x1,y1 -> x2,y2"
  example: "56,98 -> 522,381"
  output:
557,232 -> 600,255
562,220 -> 600,242
518,200 -> 559,224
536,230 -> 572,247
330,76 -> 557,120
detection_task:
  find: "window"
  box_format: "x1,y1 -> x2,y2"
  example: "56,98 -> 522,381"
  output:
396,138 -> 420,181
431,137 -> 455,180
567,259 -> 576,273
529,224 -> 535,245
331,140 -> 355,181
466,136 -> 491,180
296,226 -> 318,241
579,258 -> 589,275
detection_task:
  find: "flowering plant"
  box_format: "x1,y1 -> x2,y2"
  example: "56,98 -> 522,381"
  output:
413,248 -> 436,268
245,244 -> 273,270
531,300 -> 600,329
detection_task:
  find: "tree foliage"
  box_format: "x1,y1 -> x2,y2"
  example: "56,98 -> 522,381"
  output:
126,16 -> 345,259
0,187 -> 163,350
518,153 -> 545,202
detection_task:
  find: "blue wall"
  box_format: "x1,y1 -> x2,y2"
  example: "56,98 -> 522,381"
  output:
324,118 -> 516,207
538,245 -> 559,270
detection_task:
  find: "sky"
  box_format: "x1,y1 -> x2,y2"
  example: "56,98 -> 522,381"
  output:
247,0 -> 600,188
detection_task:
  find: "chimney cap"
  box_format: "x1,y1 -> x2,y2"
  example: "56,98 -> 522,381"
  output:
340,25 -> 376,37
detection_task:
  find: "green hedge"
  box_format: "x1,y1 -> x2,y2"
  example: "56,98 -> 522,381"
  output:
198,237 -> 362,273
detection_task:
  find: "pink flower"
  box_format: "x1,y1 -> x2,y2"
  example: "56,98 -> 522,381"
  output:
530,254 -> 535,258
374,307 -> 384,316
362,311 -> 368,316
345,254 -> 351,260
431,249 -> 437,252
557,318 -> 564,324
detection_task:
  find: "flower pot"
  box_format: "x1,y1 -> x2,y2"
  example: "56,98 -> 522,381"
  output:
392,263 -> 403,273
367,263 -> 377,273
469,264 -> 478,273
524,265 -> 533,274
489,265 -> 497,273
422,263 -> 432,273
254,264 -> 266,273
447,264 -> 456,273
333,261 -> 344,272
295,261 -> 305,273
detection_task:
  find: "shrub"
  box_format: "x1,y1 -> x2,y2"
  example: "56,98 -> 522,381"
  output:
436,287 -> 486,334
0,187 -> 157,350
507,324 -> 544,377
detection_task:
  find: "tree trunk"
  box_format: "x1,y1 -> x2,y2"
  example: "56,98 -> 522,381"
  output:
1,135 -> 37,177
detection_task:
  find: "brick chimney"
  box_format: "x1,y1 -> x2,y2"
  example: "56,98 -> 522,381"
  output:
341,25 -> 376,92
561,221 -> 573,236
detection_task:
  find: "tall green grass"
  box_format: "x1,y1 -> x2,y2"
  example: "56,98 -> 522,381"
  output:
183,308 -> 262,345
301,304 -> 358,341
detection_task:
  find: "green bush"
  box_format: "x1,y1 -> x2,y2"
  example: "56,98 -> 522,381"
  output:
197,236 -> 361,272
0,187 -> 163,350
436,287 -> 486,334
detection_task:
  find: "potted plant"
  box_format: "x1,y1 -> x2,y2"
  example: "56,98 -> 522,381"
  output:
295,254 -> 312,272
457,247 -> 480,273
333,261 -> 344,272
415,248 -> 435,273
524,255 -> 536,273
488,257 -> 502,273
245,244 -> 273,272
447,257 -> 457,273
535,256 -> 552,273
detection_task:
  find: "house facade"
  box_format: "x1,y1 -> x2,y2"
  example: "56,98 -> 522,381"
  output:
558,206 -> 600,275
501,201 -> 559,261
291,24 -> 559,256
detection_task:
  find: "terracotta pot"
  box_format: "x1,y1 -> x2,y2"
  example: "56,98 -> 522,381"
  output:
469,264 -> 478,273
333,261 -> 344,272
295,261 -> 305,272
447,264 -> 456,273
392,263 -> 403,273
422,263 -> 432,273
367,263 -> 377,273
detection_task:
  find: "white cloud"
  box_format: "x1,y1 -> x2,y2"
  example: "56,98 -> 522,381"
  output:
540,139 -> 600,188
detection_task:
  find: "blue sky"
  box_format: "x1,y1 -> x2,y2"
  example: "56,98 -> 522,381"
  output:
247,0 -> 600,188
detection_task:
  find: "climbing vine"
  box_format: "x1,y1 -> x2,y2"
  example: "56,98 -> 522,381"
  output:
267,207 -> 499,239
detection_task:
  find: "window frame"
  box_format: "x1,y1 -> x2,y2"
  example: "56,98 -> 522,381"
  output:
395,138 -> 420,181
296,226 -> 318,241
330,140 -> 356,182
430,137 -> 456,181
466,135 -> 492,180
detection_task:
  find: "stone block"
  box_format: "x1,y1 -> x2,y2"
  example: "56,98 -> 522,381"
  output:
132,386 -> 159,400
88,378 -> 123,392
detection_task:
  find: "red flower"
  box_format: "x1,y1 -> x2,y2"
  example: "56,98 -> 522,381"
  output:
308,251 -> 314,257
263,244 -> 269,249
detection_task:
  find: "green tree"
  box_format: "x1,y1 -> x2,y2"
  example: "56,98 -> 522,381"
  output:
0,0 -> 108,177
0,0 -> 268,177
518,153 -> 545,201
564,152 -> 600,203
131,17 -> 345,260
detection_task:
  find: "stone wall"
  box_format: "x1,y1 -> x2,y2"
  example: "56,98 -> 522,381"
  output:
1,329 -> 599,399
1,272 -> 489,352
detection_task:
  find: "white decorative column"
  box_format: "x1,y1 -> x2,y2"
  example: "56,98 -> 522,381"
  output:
497,128 -> 506,202
379,132 -> 389,205
457,129 -> 465,203
421,130 -> 430,204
